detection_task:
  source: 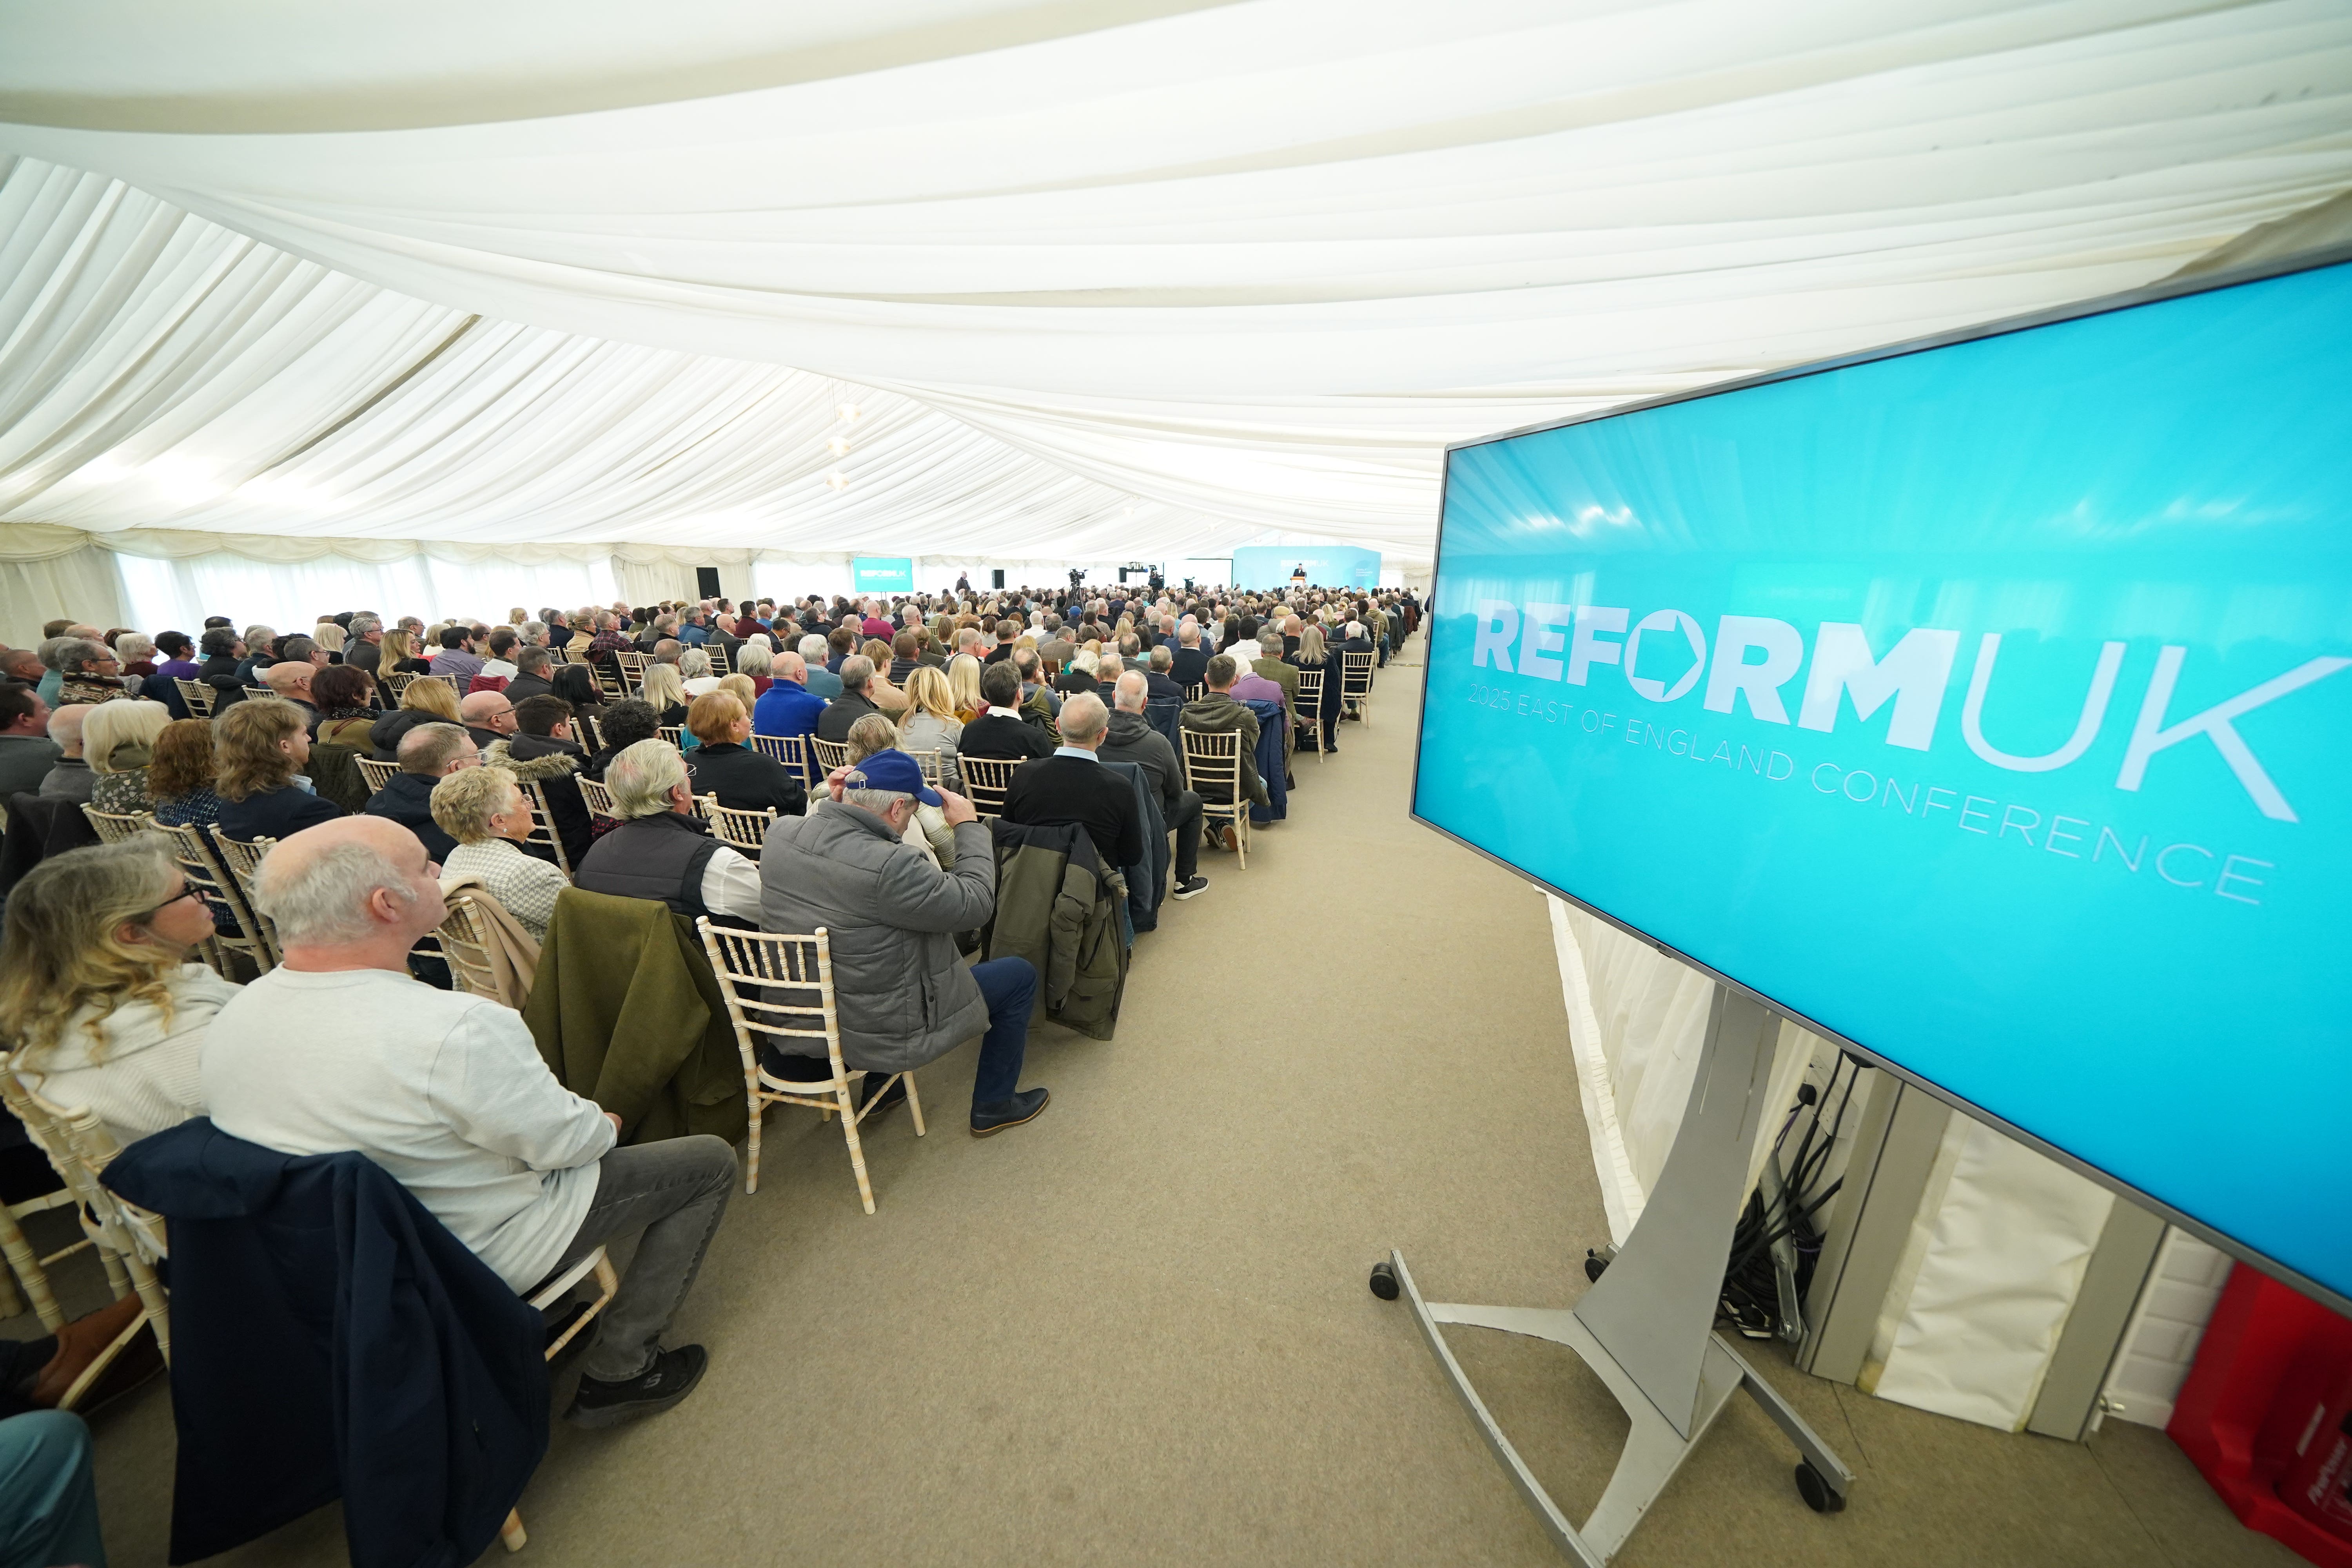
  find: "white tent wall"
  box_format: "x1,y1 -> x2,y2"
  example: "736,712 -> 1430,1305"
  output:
1548,893 -> 2154,1436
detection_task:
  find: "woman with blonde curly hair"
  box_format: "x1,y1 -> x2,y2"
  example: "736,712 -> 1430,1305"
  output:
946,652 -> 984,724
0,835 -> 234,1142
85,699 -> 173,815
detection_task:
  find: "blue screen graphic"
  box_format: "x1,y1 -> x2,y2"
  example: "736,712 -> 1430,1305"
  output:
1415,261 -> 2352,1305
1230,545 -> 1380,590
851,556 -> 914,592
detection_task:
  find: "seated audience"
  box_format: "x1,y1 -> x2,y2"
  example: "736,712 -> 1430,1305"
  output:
957,660 -> 1054,761
259,657 -> 321,720
734,640 -> 774,696
461,689 -> 519,750
84,699 -> 171,816
194,627 -> 247,708
750,650 -> 824,742
370,675 -> 463,760
487,695 -> 595,867
572,740 -> 762,923
308,663 -> 380,748
214,698 -> 345,842
639,663 -> 690,729
0,682 -> 60,798
366,722 -> 477,862
0,837 -> 234,1144
148,718 -> 226,838
382,628 -> 431,675
895,665 -> 965,791
428,626 -> 485,684
1169,624 -> 1209,689
946,653 -> 984,723
504,645 -> 557,705
814,656 -> 882,743
1178,656 -> 1270,840
432,765 -> 571,942
682,693 -> 806,817
207,816 -> 731,1426
584,699 -> 660,780
1000,692 -> 1143,872
477,628 -> 520,683
677,649 -> 720,698
1101,671 -> 1208,900
53,639 -> 126,707
798,634 -> 844,698
549,662 -> 607,728
759,749 -> 1049,1135
37,706 -> 95,804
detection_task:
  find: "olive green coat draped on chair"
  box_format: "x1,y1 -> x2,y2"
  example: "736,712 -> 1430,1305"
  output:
523,887 -> 750,1147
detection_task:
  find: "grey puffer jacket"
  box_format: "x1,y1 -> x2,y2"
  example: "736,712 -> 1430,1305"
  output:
757,801 -> 996,1074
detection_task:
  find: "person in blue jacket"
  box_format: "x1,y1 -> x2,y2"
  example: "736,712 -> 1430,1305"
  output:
750,649 -> 827,742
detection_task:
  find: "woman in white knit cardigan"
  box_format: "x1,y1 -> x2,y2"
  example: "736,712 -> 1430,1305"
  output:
0,835 -> 237,1145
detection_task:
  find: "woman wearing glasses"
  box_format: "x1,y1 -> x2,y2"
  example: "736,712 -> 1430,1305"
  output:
0,836 -> 236,1144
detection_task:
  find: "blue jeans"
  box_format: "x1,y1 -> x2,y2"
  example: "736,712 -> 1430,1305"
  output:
0,1411 -> 105,1568
969,958 -> 1037,1107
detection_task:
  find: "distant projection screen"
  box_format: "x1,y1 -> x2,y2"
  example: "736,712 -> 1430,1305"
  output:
1230,545 -> 1380,590
1414,256 -> 2352,1309
851,556 -> 914,593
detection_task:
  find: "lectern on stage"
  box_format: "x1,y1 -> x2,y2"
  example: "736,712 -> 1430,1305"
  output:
1374,987 -> 1851,1565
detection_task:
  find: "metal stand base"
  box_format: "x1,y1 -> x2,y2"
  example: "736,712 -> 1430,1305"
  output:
1378,985 -> 1853,1564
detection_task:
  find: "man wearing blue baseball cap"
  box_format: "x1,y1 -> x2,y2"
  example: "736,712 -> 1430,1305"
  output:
757,747 -> 1050,1136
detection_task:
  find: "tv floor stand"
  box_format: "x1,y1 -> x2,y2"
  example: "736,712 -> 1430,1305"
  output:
1372,984 -> 1854,1565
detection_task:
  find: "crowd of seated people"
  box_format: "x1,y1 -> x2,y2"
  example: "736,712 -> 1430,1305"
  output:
0,580 -> 1421,1558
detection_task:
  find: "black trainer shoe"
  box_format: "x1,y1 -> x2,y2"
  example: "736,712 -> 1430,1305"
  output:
858,1073 -> 908,1120
563,1344 -> 709,1428
1170,875 -> 1209,901
970,1087 -> 1050,1138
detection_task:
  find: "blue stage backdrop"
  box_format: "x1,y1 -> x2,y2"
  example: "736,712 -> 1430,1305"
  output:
1414,257 -> 2352,1309
851,556 -> 914,592
1230,545 -> 1379,590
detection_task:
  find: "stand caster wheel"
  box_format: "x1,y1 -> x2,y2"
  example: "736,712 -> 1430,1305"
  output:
1794,1461 -> 1846,1514
1368,1262 -> 1399,1301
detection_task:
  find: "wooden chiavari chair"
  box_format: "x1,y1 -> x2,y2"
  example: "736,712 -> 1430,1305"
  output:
1179,728 -> 1251,868
956,755 -> 1021,821
695,921 -> 923,1207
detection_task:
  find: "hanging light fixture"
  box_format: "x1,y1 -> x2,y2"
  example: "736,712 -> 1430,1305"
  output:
837,403 -> 861,423
826,470 -> 849,491
828,435 -> 850,456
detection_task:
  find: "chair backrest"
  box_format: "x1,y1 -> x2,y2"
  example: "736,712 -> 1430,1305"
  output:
381,671 -> 417,699
808,737 -> 851,775
696,795 -> 775,854
1295,666 -> 1324,710
1178,726 -> 1243,795
617,650 -> 648,685
572,710 -> 601,752
1183,682 -> 1204,704
705,643 -> 732,675
435,889 -> 509,1001
0,1058 -> 169,1268
957,755 -> 1022,819
519,779 -> 574,877
905,748 -> 943,785
592,664 -> 624,699
243,685 -> 274,702
694,920 -> 846,1079
213,836 -> 283,962
1342,651 -> 1374,695
80,805 -> 154,844
151,819 -> 273,974
356,756 -> 399,795
575,775 -> 621,825
172,677 -> 215,717
657,725 -> 685,750
750,733 -> 809,785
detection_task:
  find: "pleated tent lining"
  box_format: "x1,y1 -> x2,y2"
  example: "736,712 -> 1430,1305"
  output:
1,0 -> 2349,560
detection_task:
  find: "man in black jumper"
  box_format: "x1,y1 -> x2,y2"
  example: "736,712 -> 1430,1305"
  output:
1000,692 -> 1142,873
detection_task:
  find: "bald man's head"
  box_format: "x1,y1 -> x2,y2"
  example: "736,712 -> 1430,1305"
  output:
773,650 -> 807,684
399,722 -> 479,777
460,690 -> 516,735
261,661 -> 314,699
253,815 -> 446,949
1114,671 -> 1149,713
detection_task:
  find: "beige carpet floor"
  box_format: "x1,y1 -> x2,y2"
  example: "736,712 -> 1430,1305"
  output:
18,655 -> 2300,1566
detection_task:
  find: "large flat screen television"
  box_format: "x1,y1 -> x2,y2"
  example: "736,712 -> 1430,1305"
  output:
1413,251 -> 2352,1312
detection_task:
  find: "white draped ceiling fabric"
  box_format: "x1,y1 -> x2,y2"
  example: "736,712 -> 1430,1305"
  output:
2,0 -> 2350,637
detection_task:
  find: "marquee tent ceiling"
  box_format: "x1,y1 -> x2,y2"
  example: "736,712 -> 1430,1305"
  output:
2,0 -> 2348,563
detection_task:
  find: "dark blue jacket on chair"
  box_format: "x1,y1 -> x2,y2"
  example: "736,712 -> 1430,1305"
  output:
104,1119 -> 548,1568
